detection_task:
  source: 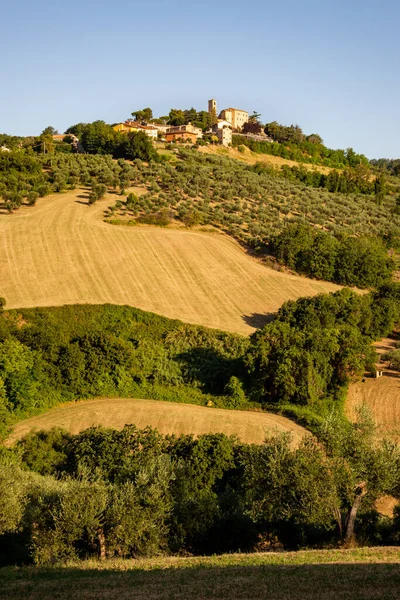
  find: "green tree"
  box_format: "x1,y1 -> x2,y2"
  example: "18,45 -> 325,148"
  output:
317,410 -> 400,543
131,108 -> 153,122
224,375 -> 246,408
41,126 -> 58,136
0,339 -> 39,412
105,454 -> 173,557
244,434 -> 340,547
28,474 -> 109,564
122,131 -> 157,162
0,461 -> 29,536
306,133 -> 324,145
374,172 -> 386,205
168,109 -> 186,126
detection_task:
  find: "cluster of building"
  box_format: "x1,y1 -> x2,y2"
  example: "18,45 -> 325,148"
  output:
112,99 -> 251,147
113,121 -> 160,140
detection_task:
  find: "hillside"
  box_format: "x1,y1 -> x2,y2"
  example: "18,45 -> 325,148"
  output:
6,397 -> 308,446
198,143 -> 336,174
0,189 -> 339,335
1,548 -> 400,600
346,337 -> 400,439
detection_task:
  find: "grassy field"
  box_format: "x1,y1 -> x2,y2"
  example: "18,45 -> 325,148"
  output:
0,189 -> 339,335
1,548 -> 400,600
6,397 -> 308,446
346,337 -> 400,439
198,144 -> 336,174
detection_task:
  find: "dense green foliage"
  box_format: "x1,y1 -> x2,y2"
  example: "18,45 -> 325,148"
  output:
0,133 -> 28,151
272,163 -> 374,195
66,121 -> 157,161
167,107 -> 217,130
0,304 -> 248,436
1,409 -> 400,565
0,152 -> 156,212
233,131 -> 369,169
236,119 -> 371,171
271,223 -> 395,287
246,284 -> 400,410
104,150 -> 398,286
1,144 -> 398,285
0,284 -> 399,435
0,151 -> 50,211
371,157 -> 400,177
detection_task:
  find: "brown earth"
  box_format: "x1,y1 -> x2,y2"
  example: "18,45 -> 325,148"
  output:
0,190 -> 340,335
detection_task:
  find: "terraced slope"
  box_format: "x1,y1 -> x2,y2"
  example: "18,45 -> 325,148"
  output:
7,397 -> 308,446
0,190 -> 339,334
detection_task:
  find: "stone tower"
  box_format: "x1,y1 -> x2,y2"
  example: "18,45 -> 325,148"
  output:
208,99 -> 217,115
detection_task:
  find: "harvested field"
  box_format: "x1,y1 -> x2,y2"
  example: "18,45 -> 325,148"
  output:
6,397 -> 308,446
198,144 -> 336,174
1,548 -> 400,600
0,190 -> 339,335
346,337 -> 400,439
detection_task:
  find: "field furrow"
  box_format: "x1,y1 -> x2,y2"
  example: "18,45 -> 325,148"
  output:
6,397 -> 308,446
0,190 -> 340,334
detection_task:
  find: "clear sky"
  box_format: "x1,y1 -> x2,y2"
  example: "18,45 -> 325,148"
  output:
1,0 -> 399,158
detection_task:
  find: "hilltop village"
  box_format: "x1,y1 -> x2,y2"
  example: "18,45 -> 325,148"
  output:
111,99 -> 271,147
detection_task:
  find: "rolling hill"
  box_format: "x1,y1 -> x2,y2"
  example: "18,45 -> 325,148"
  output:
0,190 -> 339,335
6,397 -> 308,446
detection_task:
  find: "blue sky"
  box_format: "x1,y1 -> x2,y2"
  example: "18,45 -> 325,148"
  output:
1,0 -> 399,158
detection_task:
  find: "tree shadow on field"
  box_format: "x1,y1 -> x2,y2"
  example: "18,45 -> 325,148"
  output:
75,193 -> 89,205
1,562 -> 400,600
243,312 -> 275,330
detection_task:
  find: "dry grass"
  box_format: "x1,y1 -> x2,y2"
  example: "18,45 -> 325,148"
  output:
1,548 -> 400,600
347,376 -> 400,439
0,190 -> 339,335
6,397 -> 308,446
346,337 -> 400,439
198,144 -> 336,175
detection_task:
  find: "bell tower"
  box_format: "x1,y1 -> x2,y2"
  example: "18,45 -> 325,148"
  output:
208,99 -> 217,115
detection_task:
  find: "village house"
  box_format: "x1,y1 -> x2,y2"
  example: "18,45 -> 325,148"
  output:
165,123 -> 203,143
113,121 -> 158,140
218,107 -> 248,131
165,126 -> 197,144
212,124 -> 232,147
52,134 -> 79,143
150,123 -> 169,135
208,98 -> 249,132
